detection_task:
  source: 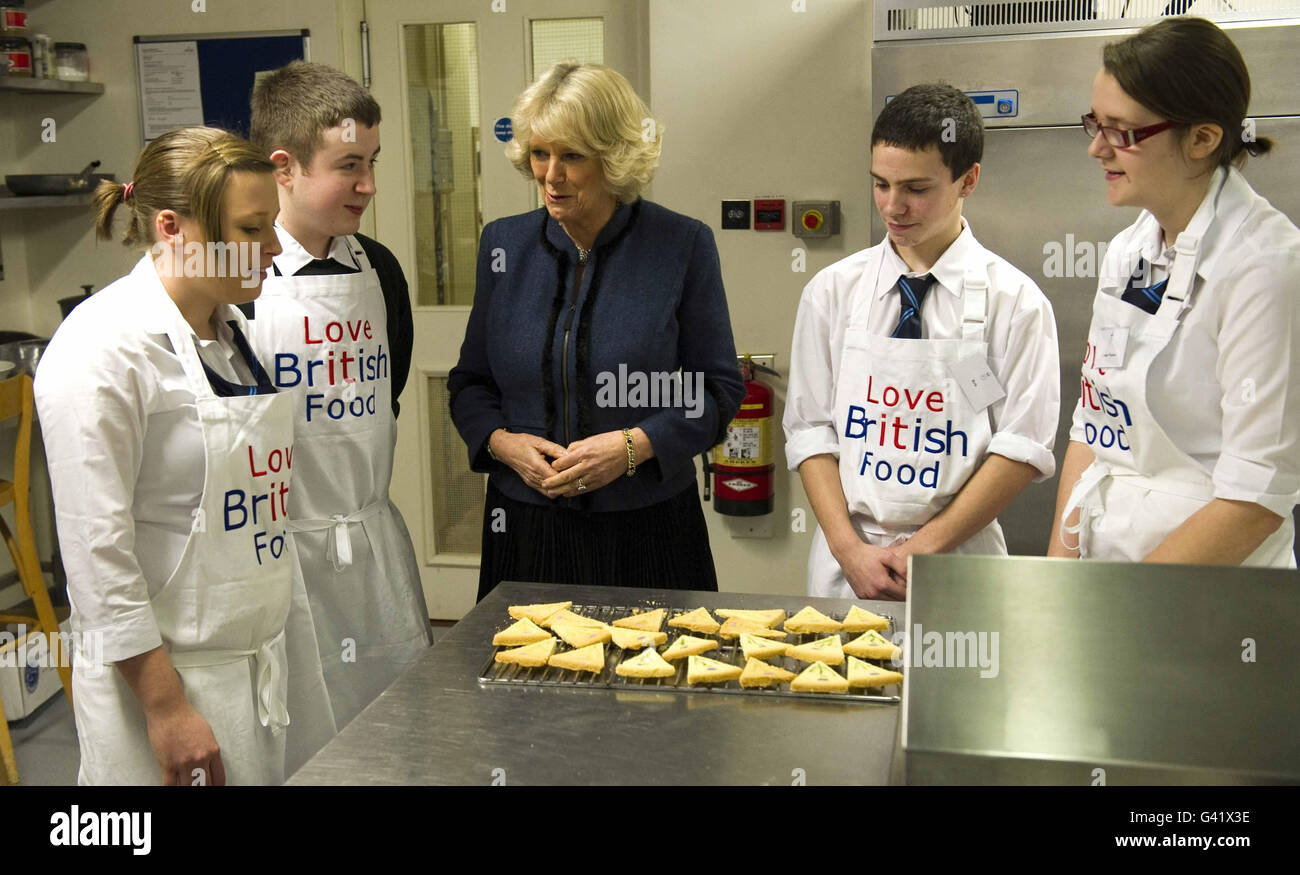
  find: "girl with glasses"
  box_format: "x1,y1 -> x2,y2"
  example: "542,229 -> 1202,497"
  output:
1049,18 -> 1300,567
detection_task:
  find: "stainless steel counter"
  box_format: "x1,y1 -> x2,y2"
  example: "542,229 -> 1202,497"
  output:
902,555 -> 1300,785
288,583 -> 902,785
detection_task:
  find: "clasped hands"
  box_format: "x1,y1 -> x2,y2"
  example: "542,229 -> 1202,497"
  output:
835,538 -> 911,600
489,429 -> 629,499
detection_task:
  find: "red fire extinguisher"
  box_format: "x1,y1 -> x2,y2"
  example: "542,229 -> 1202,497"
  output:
704,355 -> 775,516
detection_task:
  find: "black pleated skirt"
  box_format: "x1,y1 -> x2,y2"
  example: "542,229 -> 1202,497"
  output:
477,480 -> 720,602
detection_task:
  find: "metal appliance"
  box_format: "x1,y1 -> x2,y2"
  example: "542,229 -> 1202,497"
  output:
871,4 -> 1300,558
901,554 -> 1300,784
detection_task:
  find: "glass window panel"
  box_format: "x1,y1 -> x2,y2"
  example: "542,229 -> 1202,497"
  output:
528,18 -> 604,210
530,17 -> 604,82
403,22 -> 481,307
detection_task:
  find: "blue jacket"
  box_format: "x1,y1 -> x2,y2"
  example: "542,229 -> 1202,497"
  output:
449,199 -> 745,511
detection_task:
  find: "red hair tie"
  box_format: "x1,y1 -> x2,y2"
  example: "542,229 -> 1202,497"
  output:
122,181 -> 134,201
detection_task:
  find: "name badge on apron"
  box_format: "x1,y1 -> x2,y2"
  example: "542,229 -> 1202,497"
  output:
1096,327 -> 1129,369
947,353 -> 1005,412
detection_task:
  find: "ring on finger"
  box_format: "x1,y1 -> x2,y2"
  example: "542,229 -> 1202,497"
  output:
577,477 -> 587,492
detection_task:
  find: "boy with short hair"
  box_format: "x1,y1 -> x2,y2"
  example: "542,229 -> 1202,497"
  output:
784,83 -> 1060,600
249,61 -> 432,735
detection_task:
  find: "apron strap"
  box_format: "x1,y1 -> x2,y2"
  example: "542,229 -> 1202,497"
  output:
1147,167 -> 1228,340
1060,461 -> 1111,553
288,499 -> 387,572
960,267 -> 989,353
169,628 -> 290,735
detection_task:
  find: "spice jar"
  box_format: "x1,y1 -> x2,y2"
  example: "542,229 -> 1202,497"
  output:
53,41 -> 87,81
1,35 -> 31,76
0,2 -> 27,36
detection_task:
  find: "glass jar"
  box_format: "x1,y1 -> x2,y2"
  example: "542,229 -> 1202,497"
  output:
53,41 -> 87,82
0,2 -> 27,36
29,32 -> 48,78
0,35 -> 31,76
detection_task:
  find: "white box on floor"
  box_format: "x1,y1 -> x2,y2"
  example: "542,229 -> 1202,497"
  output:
1,620 -> 70,722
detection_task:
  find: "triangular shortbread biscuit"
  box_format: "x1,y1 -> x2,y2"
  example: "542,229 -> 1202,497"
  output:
616,647 -> 677,679
492,616 -> 553,646
543,608 -> 606,629
739,657 -> 797,688
686,654 -> 743,684
739,633 -> 788,661
847,655 -> 904,688
790,661 -> 849,693
843,629 -> 902,661
841,605 -> 891,633
609,626 -> 668,650
784,606 -> 843,634
611,608 -> 665,632
550,619 -> 612,648
494,637 -> 557,667
661,634 -> 718,661
714,608 -> 786,628
508,601 -> 572,625
667,607 -> 720,634
548,642 -> 605,673
718,617 -> 787,640
785,635 -> 845,666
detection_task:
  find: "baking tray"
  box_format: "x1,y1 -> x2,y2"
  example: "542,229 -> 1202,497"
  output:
478,602 -> 902,704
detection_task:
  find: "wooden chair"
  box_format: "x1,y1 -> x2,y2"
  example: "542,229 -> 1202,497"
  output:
0,373 -> 73,785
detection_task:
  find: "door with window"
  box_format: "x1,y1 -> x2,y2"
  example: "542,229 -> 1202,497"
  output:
364,0 -> 646,618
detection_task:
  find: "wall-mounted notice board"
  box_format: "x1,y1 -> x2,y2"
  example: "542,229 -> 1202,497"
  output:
134,30 -> 309,142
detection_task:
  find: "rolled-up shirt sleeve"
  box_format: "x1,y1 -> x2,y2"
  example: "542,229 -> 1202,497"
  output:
637,223 -> 745,482
1211,256 -> 1300,516
783,278 -> 842,470
987,279 -> 1060,480
35,344 -> 161,665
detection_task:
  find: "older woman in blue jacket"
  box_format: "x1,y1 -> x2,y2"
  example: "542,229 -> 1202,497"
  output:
449,61 -> 745,601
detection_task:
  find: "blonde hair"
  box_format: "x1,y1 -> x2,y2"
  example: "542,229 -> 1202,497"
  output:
93,127 -> 274,250
505,62 -> 662,203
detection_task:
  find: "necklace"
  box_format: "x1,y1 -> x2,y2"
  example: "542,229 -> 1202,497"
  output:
576,245 -> 590,264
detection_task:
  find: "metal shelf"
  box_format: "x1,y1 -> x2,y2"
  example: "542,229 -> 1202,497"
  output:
0,192 -> 93,210
0,77 -> 104,95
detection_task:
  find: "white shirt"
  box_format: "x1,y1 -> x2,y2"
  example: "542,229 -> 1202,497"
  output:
1069,169 -> 1300,517
34,257 -> 256,664
785,220 -> 1060,480
271,222 -> 358,276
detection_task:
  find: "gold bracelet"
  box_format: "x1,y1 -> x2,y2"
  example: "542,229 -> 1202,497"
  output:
623,428 -> 637,477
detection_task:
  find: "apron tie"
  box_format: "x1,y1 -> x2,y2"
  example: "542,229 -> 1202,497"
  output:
169,628 -> 290,736
289,500 -> 386,572
1060,461 -> 1112,554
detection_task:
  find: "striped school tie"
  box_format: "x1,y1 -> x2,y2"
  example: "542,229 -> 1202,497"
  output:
891,273 -> 937,339
1120,258 -> 1169,315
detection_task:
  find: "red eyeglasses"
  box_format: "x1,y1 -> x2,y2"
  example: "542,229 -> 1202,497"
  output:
1082,113 -> 1181,148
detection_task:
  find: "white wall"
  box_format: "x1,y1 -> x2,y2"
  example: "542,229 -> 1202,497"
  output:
0,0 -> 361,339
648,0 -> 873,595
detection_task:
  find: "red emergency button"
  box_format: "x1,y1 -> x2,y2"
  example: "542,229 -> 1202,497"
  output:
802,209 -> 823,230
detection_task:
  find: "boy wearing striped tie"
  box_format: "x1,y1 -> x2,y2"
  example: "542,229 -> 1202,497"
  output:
784,83 -> 1060,600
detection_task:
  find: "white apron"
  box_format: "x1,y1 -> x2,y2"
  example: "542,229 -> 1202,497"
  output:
1061,169 -> 1295,567
72,304 -> 330,785
809,253 -> 1006,599
251,236 -> 432,729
